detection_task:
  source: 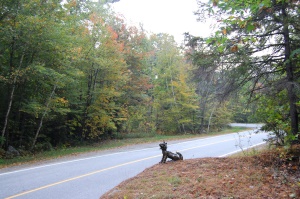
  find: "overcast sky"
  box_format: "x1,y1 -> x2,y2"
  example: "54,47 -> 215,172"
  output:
111,0 -> 212,44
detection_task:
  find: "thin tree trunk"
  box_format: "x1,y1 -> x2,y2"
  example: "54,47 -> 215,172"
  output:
199,98 -> 207,133
199,76 -> 214,133
81,69 -> 93,140
1,53 -> 25,148
169,57 -> 176,103
82,67 -> 99,139
31,84 -> 57,150
282,5 -> 299,138
181,123 -> 186,134
207,103 -> 218,134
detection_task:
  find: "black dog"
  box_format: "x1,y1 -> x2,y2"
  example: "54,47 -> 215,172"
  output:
159,141 -> 183,163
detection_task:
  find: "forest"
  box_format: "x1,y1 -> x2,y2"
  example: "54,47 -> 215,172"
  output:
0,0 -> 299,153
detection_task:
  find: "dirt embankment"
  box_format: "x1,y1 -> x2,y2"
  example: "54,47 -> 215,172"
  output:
101,149 -> 300,199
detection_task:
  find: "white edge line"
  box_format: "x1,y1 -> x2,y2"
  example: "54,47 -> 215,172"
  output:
0,130 -> 263,176
218,142 -> 266,157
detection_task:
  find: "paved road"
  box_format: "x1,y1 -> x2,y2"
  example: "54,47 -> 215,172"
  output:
0,124 -> 268,199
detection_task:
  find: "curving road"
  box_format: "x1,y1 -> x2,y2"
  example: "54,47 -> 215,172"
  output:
0,124 -> 269,199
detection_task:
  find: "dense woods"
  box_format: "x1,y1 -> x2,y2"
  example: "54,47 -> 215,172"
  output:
0,0 -> 299,153
0,0 -> 200,151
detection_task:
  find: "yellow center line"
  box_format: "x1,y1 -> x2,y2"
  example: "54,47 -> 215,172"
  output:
6,137 -> 236,199
5,155 -> 161,199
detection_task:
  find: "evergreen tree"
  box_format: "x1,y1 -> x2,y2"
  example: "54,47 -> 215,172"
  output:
193,0 -> 300,142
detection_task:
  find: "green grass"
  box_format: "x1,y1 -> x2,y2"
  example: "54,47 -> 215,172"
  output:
168,176 -> 182,187
0,126 -> 250,168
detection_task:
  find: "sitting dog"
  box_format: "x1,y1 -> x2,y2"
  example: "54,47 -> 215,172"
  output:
159,141 -> 183,163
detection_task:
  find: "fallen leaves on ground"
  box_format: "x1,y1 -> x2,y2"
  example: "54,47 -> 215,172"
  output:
101,150 -> 300,199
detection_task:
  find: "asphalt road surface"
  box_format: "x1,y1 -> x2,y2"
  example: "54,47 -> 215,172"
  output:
0,124 -> 269,199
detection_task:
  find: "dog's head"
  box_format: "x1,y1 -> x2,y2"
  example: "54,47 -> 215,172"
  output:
159,141 -> 167,151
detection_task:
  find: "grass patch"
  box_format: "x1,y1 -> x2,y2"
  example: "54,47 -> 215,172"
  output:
0,126 -> 249,168
168,176 -> 182,187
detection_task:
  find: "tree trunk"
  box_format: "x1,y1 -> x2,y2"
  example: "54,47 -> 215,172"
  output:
199,98 -> 207,133
1,53 -> 25,148
282,5 -> 299,138
169,57 -> 176,104
207,103 -> 218,133
82,67 -> 99,139
198,76 -> 214,133
31,84 -> 57,150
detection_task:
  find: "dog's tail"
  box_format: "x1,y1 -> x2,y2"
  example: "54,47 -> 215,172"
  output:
176,152 -> 183,160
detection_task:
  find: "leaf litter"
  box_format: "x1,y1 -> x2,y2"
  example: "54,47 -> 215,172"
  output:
101,149 -> 300,199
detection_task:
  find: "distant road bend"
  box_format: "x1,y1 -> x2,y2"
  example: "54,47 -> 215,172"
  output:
0,123 -> 269,199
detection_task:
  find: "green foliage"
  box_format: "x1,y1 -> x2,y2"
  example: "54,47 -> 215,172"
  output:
0,0 -> 202,151
191,0 -> 300,141
229,83 -> 260,123
254,91 -> 294,145
211,102 -> 233,130
0,136 -> 6,147
150,34 -> 199,134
